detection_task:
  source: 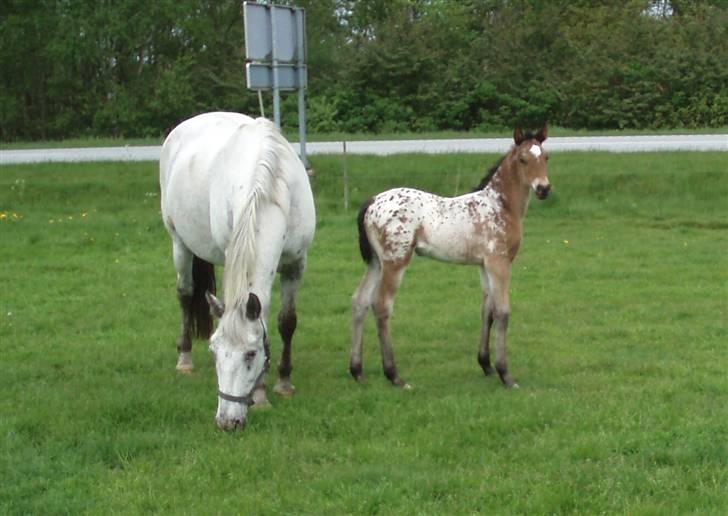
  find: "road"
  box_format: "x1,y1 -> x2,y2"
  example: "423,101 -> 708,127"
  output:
1,134 -> 726,165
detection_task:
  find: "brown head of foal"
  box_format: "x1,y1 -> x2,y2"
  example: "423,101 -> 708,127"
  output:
350,124 -> 551,390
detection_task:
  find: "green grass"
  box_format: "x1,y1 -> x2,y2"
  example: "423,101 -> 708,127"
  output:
2,126 -> 727,149
1,152 -> 727,514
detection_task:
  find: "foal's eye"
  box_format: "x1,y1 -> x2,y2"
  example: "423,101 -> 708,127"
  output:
244,350 -> 257,362
519,156 -> 528,165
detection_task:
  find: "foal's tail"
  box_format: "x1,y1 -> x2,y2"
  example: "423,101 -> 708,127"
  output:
357,197 -> 376,264
191,255 -> 216,339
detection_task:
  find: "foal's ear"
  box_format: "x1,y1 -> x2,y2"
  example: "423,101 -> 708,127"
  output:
245,293 -> 262,321
205,291 -> 225,319
536,124 -> 548,143
513,127 -> 525,145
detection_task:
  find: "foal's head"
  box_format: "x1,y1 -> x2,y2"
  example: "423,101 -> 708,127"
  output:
205,292 -> 268,431
512,125 -> 550,200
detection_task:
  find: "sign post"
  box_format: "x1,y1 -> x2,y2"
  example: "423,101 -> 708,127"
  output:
243,2 -> 309,168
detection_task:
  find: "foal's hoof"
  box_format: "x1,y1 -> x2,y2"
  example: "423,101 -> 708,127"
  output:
273,380 -> 296,397
176,353 -> 194,374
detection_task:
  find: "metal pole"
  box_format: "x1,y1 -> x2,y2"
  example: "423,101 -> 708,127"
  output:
295,8 -> 308,169
343,141 -> 349,211
258,91 -> 265,118
270,7 -> 280,128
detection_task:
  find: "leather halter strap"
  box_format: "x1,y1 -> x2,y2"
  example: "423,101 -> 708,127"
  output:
217,389 -> 254,406
216,320 -> 269,405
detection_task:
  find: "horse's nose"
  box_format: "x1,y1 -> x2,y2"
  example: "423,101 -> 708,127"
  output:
216,416 -> 247,431
536,184 -> 551,199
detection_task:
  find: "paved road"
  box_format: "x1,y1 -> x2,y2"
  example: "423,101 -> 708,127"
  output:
1,134 -> 726,165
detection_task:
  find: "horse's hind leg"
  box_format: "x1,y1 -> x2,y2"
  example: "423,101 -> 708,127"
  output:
477,266 -> 496,376
273,258 -> 306,397
350,262 -> 382,382
172,239 -> 195,373
373,262 -> 410,389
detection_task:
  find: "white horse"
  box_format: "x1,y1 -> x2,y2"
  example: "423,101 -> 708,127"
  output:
160,112 -> 315,430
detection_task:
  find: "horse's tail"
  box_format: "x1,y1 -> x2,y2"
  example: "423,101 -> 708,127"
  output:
357,197 -> 376,264
191,255 -> 216,338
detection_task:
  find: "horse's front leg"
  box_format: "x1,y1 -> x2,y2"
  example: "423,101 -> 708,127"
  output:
477,266 -> 495,376
173,240 -> 195,373
485,259 -> 518,388
272,259 -> 306,397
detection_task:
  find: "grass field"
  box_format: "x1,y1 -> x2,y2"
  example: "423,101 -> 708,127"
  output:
1,151 -> 727,514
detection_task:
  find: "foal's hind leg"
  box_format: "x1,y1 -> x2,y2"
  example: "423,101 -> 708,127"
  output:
172,239 -> 194,373
273,259 -> 306,397
350,262 -> 381,382
373,262 -> 411,389
477,266 -> 496,376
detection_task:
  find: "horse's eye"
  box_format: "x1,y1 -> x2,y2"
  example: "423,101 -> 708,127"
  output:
244,350 -> 257,362
519,156 -> 528,165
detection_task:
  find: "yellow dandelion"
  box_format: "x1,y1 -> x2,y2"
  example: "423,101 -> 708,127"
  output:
81,212 -> 88,218
563,240 -> 570,245
0,213 -> 7,220
49,219 -> 55,224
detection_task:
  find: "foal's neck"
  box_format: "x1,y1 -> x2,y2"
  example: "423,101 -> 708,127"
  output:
484,154 -> 531,221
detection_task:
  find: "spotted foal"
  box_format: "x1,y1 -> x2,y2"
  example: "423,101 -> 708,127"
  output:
350,125 -> 551,389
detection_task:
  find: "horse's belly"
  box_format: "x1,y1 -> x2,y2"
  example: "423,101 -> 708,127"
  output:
415,239 -> 481,265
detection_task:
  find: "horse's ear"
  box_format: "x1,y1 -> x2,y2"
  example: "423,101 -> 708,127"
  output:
245,293 -> 262,321
514,127 -> 524,145
206,291 -> 225,319
536,124 -> 548,143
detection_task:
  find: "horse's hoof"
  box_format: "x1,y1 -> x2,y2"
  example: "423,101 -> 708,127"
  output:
251,389 -> 272,409
273,381 -> 296,397
176,352 -> 193,373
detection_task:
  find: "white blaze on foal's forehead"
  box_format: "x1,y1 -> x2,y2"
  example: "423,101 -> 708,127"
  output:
529,144 -> 542,158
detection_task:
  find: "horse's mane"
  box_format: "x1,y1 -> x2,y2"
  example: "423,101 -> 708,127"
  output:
472,131 -> 539,191
222,118 -> 288,310
472,156 -> 505,192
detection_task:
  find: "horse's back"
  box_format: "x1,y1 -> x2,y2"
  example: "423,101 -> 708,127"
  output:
159,112 -> 314,266
160,112 -> 260,263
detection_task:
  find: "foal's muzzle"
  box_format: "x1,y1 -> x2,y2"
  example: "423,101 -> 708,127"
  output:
535,184 -> 551,200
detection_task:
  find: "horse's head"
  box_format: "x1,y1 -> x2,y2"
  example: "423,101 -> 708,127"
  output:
513,125 -> 551,200
205,291 -> 268,431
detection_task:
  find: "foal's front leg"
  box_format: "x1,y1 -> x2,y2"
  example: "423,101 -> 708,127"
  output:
477,267 -> 495,376
273,259 -> 305,397
485,259 -> 518,388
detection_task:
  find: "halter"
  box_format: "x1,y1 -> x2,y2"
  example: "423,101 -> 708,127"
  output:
217,320 -> 270,406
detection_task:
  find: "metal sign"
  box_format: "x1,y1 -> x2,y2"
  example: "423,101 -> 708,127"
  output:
246,63 -> 307,91
244,4 -> 304,63
243,1 -> 308,167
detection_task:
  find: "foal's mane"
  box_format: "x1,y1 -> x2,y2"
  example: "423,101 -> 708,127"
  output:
222,118 -> 287,309
471,131 -> 538,192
